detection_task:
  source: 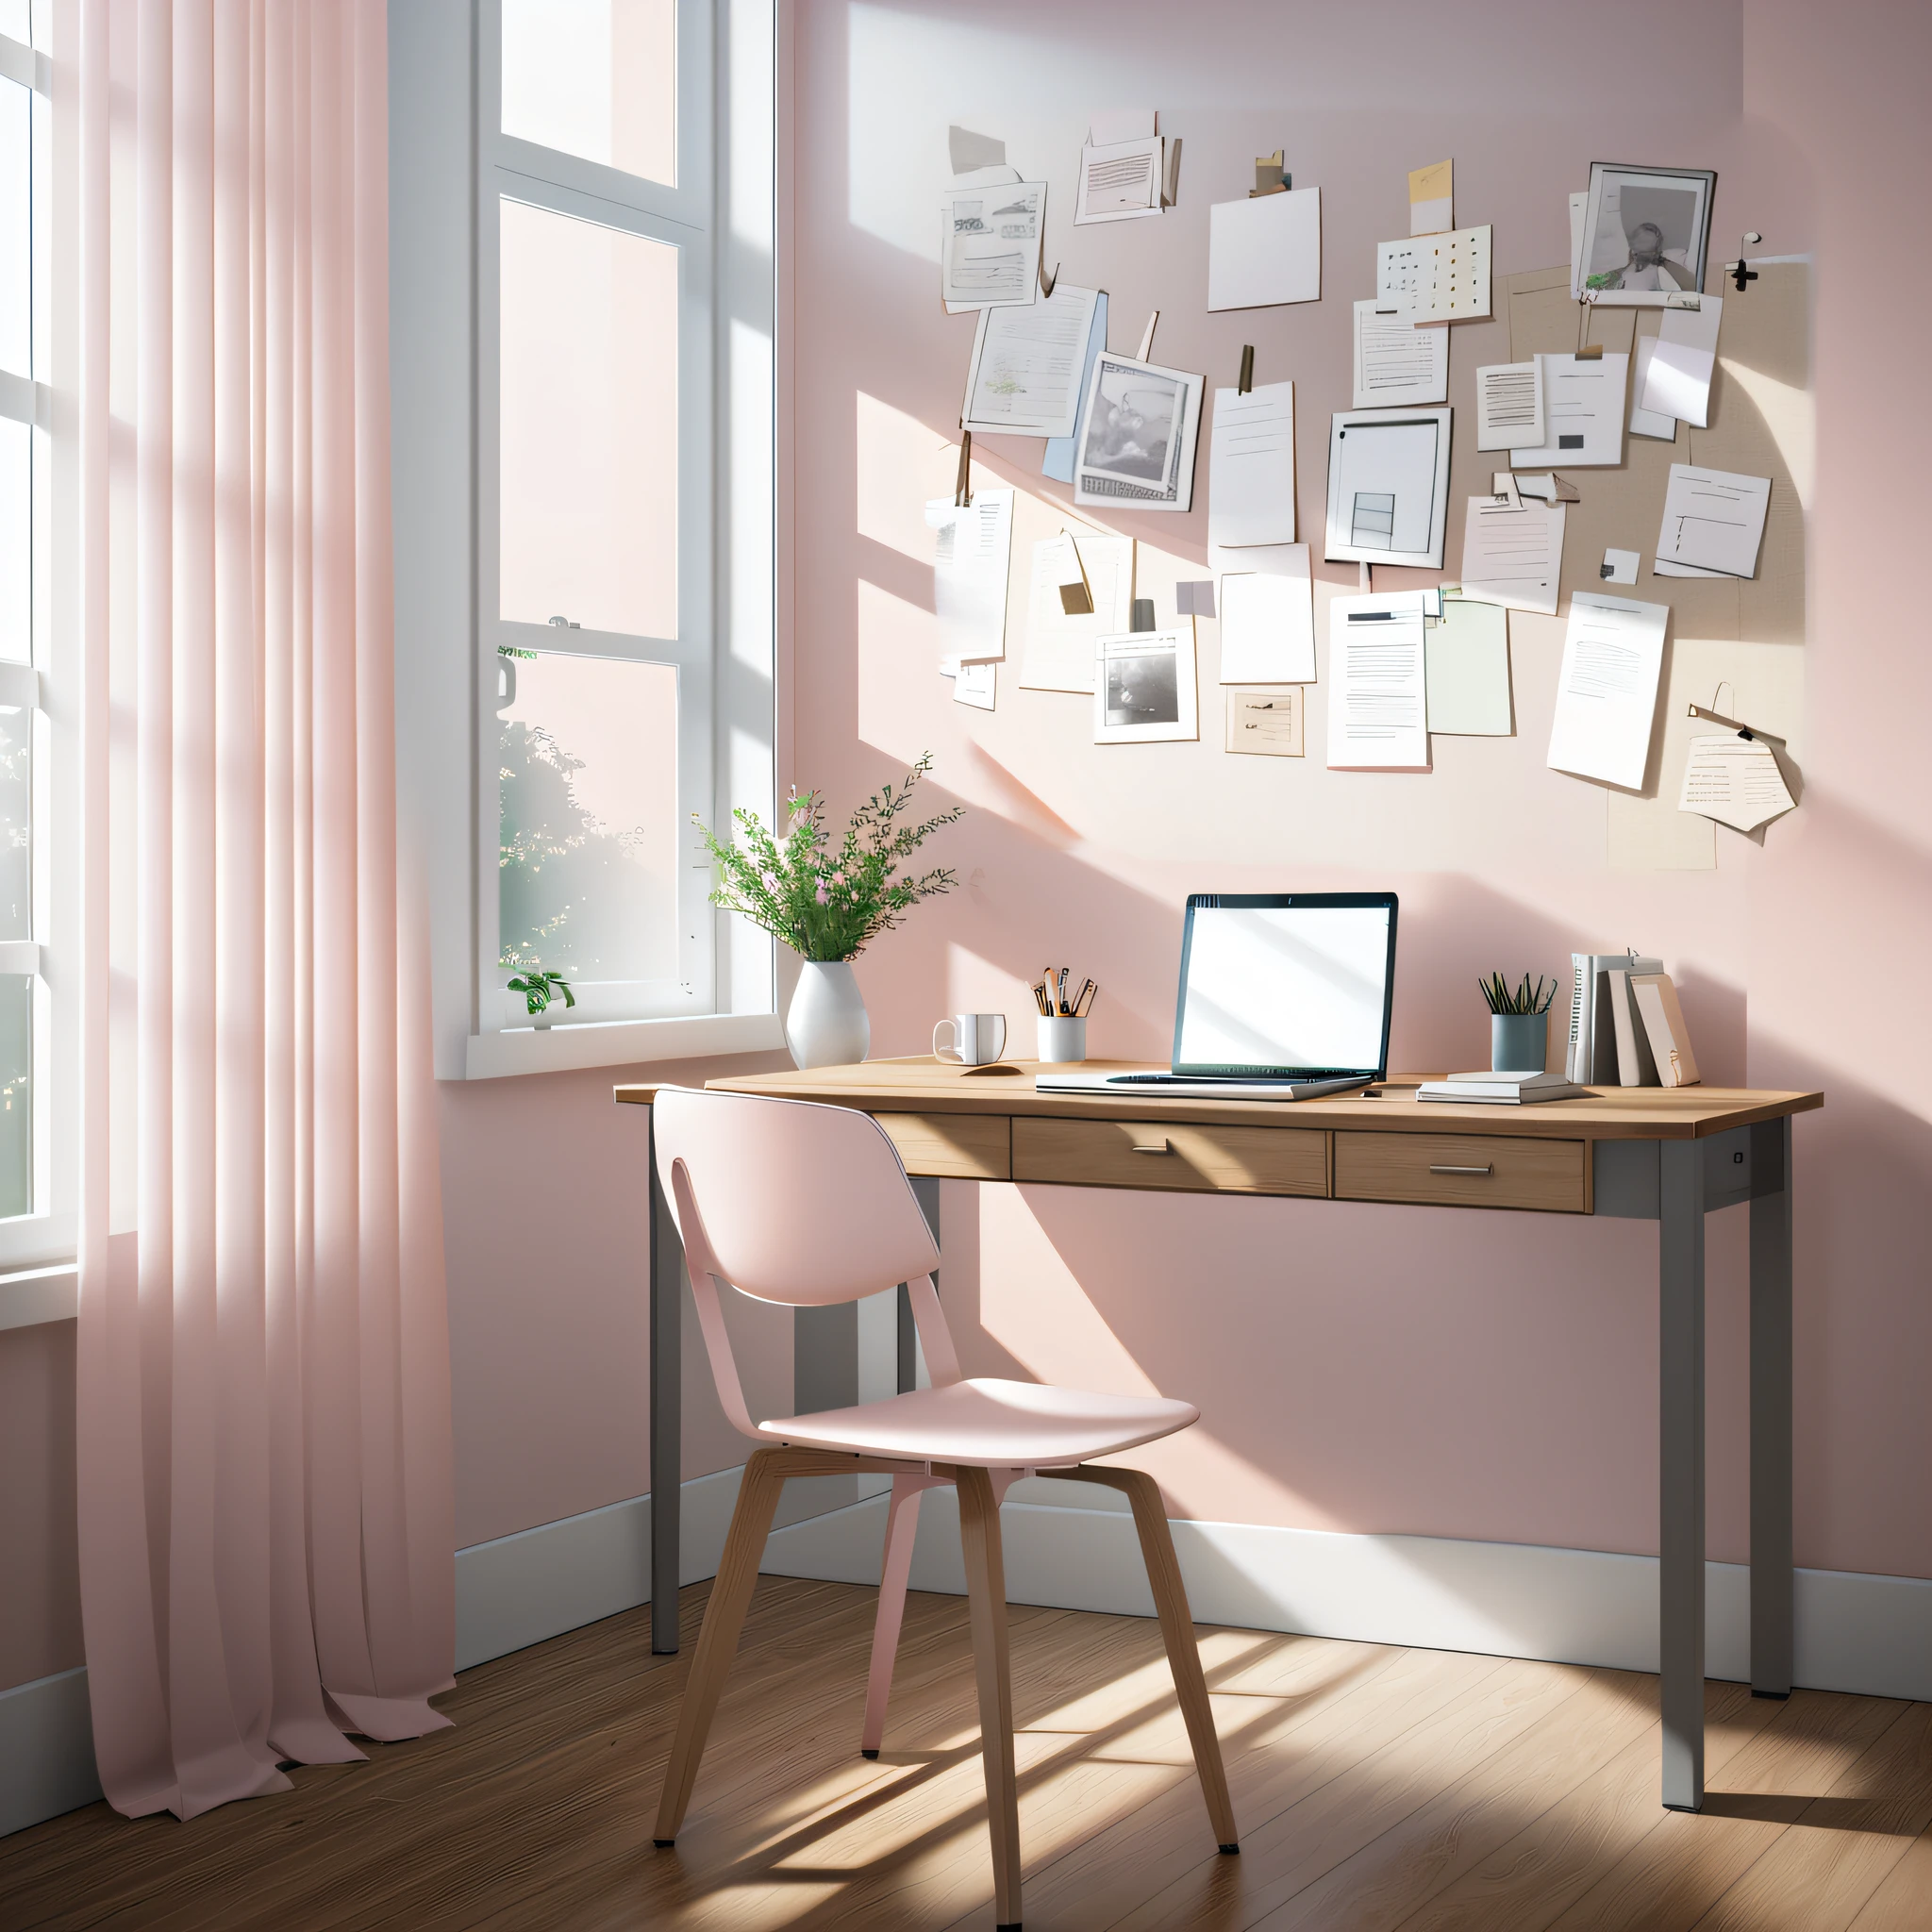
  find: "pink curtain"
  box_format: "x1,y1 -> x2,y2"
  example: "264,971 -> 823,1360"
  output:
66,0 -> 455,1822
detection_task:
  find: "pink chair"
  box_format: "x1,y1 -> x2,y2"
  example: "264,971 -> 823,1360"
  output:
649,1086 -> 1237,1929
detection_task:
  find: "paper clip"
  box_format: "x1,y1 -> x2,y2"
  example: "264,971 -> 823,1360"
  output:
1136,309 -> 1160,362
1238,344 -> 1255,394
955,425 -> 972,508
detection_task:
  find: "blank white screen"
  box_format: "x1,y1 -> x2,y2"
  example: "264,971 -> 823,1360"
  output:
1174,905 -> 1391,1069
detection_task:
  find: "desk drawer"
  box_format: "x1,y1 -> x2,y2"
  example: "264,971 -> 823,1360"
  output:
875,1112 -> 1011,1180
1334,1131 -> 1586,1213
1013,1118 -> 1327,1196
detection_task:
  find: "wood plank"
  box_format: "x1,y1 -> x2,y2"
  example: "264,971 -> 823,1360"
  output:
1335,1131 -> 1587,1213
615,1059 -> 1824,1141
1846,1824 -> 1932,1931
874,1111 -> 1011,1179
1012,1117 -> 1328,1196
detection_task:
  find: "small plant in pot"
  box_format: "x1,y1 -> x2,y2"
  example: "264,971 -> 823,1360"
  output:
508,969 -> 575,1029
693,754 -> 963,1070
1480,972 -> 1558,1073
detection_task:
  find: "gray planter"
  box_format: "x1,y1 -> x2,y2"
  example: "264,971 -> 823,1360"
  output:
1491,1010 -> 1549,1074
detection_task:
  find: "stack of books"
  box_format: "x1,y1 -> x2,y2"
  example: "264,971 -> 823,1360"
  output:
1569,952 -> 1702,1088
1417,1070 -> 1590,1106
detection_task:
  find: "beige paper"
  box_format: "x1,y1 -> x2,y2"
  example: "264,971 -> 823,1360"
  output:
1409,158 -> 1453,236
1225,688 -> 1305,756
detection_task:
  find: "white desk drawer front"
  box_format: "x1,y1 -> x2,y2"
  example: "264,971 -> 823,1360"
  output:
1013,1119 -> 1328,1196
1334,1131 -> 1587,1212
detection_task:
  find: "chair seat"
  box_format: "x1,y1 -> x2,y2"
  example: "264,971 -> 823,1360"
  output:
758,1376 -> 1199,1468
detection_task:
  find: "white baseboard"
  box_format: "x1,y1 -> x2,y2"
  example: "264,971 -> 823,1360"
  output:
761,1481 -> 1932,1705
0,1667 -> 101,1840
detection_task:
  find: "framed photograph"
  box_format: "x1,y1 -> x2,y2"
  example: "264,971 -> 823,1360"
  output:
1576,163 -> 1716,305
1323,406 -> 1452,568
1093,628 -> 1199,744
1073,352 -> 1204,512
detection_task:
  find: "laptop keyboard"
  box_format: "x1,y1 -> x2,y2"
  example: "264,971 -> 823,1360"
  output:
1108,1071 -> 1360,1084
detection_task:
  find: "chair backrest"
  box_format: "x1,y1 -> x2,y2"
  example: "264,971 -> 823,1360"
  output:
652,1087 -> 958,1441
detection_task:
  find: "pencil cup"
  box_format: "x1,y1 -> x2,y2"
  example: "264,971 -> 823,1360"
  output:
1037,1015 -> 1087,1064
1491,1012 -> 1549,1074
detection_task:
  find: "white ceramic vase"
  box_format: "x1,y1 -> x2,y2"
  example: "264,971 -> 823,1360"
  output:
785,959 -> 871,1069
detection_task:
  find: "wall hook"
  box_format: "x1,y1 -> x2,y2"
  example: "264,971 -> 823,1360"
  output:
1723,232 -> 1762,293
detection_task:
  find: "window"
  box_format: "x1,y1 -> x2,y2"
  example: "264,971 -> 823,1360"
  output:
474,0 -> 774,1052
0,3 -> 61,1264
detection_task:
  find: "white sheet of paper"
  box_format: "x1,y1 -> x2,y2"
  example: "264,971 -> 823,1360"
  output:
1089,108 -> 1155,146
1546,591 -> 1668,790
1217,562 -> 1316,684
1020,531 -> 1133,693
1352,301 -> 1448,408
1679,731 -> 1796,832
1208,188 -> 1321,309
1458,497 -> 1565,615
952,659 -> 995,710
1655,463 -> 1771,578
1409,159 -> 1452,238
1569,191 -> 1588,298
1602,547 -> 1641,584
1041,291 -> 1108,484
1075,135 -> 1162,224
1324,407 -> 1452,568
1424,592 -> 1512,735
1094,626 -> 1198,743
1511,354 -> 1628,468
924,488 -> 1014,663
1326,591 -> 1431,770
941,180 -> 1044,310
1208,380 -> 1296,547
1375,224 -> 1491,323
1628,335 -> 1679,440
1475,361 -> 1542,450
1640,295 -> 1724,427
962,284 -> 1100,438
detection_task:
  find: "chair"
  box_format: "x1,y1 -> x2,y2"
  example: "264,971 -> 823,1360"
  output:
648,1085 -> 1238,1930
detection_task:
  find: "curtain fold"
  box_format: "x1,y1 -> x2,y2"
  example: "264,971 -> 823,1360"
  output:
67,0 -> 454,1823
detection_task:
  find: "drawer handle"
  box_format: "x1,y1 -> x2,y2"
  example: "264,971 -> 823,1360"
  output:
1429,1163 -> 1493,1175
1132,1140 -> 1175,1156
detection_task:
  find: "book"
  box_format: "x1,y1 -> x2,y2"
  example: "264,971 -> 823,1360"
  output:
1567,950 -> 1663,1083
1607,968 -> 1661,1087
1630,974 -> 1700,1087
1419,1072 -> 1590,1104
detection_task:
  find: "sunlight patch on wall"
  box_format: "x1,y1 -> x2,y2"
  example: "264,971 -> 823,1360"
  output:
857,576 -> 941,770
1719,358 -> 1815,513
856,390 -> 957,558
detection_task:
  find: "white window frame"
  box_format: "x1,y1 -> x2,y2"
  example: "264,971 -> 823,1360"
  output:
466,0 -> 777,1073
0,16 -> 73,1275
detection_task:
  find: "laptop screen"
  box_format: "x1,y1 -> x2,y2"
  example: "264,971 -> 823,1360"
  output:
1172,894 -> 1397,1076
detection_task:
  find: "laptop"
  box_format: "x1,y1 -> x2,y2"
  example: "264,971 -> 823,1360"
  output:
1035,891 -> 1399,1100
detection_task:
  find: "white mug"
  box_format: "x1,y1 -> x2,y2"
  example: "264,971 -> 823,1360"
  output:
1037,1015 -> 1087,1064
934,1012 -> 1007,1066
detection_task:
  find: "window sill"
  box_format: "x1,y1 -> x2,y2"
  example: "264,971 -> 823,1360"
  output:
462,1011 -> 787,1079
0,1262 -> 78,1331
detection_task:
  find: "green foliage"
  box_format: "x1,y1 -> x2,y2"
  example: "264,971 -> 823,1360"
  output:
1480,971 -> 1557,1016
507,969 -> 576,1017
692,754 -> 963,962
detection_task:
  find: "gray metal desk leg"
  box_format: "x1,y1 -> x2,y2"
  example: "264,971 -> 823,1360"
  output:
648,1106 -> 682,1655
1750,1117 -> 1794,1698
899,1177 -> 941,1395
1659,1137 -> 1707,1810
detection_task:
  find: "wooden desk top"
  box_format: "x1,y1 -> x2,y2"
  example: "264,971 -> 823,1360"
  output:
614,1058 -> 1823,1141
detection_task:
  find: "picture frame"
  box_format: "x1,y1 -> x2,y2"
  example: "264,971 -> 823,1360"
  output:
1093,627 -> 1199,744
1323,406 -> 1452,569
1072,352 -> 1204,512
1576,162 -> 1717,306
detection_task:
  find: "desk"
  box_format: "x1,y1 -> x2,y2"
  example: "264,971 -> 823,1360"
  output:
614,1059 -> 1823,1812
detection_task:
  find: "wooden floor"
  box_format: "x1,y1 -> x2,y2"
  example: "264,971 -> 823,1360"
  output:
6,1575 -> 1931,1930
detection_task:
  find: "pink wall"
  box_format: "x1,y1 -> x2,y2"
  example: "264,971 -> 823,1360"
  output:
791,0 -> 1932,1579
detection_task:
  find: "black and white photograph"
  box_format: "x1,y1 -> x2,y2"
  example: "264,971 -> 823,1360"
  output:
1073,352 -> 1204,510
1577,162 -> 1715,302
1093,628 -> 1200,743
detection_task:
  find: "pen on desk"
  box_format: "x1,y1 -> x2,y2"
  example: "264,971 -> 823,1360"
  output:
1032,981 -> 1051,1016
1058,968 -> 1071,1014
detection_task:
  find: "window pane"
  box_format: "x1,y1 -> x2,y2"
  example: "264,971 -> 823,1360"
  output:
0,74 -> 27,378
0,414 -> 26,662
0,6 -> 27,44
499,198 -> 678,641
0,973 -> 28,1219
500,0 -> 675,186
0,699 -> 26,941
498,650 -> 678,982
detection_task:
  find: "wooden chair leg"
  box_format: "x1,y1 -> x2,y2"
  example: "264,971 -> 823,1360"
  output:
1063,1465 -> 1239,1853
861,1476 -> 927,1757
951,1463 -> 1023,1930
653,1448 -> 786,1844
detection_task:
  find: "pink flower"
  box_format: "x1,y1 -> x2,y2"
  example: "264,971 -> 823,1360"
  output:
815,882 -> 828,904
831,870 -> 846,886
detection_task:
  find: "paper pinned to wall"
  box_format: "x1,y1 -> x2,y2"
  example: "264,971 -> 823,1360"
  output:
1601,547 -> 1641,584
1208,380 -> 1296,547
1640,294 -> 1723,427
948,126 -> 1007,175
952,659 -> 996,710
1217,558 -> 1316,684
962,283 -> 1100,439
1409,159 -> 1452,237
1225,688 -> 1305,756
1679,731 -> 1795,832
1072,351 -> 1205,512
1510,353 -> 1628,467
941,178 -> 1045,311
924,488 -> 1014,663
1020,531 -> 1133,693
1041,291 -> 1108,484
1546,591 -> 1668,791
1628,334 -> 1680,441
1424,591 -> 1512,736
1208,188 -> 1322,309
1353,301 -> 1448,408
1375,224 -> 1491,324
1475,362 -> 1542,450
1094,626 -> 1199,743
1324,406 -> 1452,568
1075,113 -> 1163,225
1326,591 -> 1432,770
1458,496 -> 1564,615
1654,463 -> 1771,578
